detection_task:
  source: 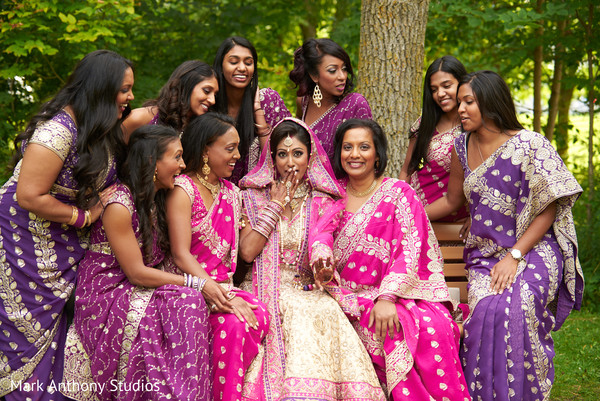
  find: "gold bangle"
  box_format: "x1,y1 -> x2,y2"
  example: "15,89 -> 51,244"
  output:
67,206 -> 78,225
84,210 -> 92,227
271,199 -> 285,208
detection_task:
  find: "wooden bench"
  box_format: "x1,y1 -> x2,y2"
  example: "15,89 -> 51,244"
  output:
431,222 -> 468,304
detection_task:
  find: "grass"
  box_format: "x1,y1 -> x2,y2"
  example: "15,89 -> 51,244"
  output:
550,310 -> 600,400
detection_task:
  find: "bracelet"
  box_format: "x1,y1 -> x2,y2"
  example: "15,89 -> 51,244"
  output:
254,107 -> 263,112
73,208 -> 86,228
256,129 -> 271,138
252,201 -> 283,238
84,210 -> 92,227
254,122 -> 268,128
271,199 -> 285,209
67,206 -> 78,225
183,273 -> 208,292
378,294 -> 398,303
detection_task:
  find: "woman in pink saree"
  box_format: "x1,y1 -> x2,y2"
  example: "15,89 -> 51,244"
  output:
399,56 -> 469,223
166,113 -> 269,400
311,119 -> 471,400
239,118 -> 385,400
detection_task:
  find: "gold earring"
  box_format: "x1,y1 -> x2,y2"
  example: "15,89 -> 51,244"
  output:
153,170 -> 158,182
202,155 -> 211,180
312,83 -> 322,108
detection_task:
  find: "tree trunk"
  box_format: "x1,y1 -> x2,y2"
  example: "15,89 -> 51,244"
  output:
545,18 -> 567,141
533,0 -> 544,134
358,0 -> 430,177
555,64 -> 577,160
300,0 -> 318,40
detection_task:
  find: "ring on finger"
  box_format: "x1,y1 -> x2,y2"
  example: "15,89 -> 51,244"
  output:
210,304 -> 217,311
285,181 -> 292,189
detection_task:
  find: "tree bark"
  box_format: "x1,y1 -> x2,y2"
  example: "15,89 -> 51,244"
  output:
358,0 -> 430,177
533,0 -> 544,134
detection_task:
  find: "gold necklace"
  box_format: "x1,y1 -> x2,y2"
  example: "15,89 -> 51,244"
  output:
474,133 -> 485,163
195,172 -> 221,199
289,181 -> 310,214
347,178 -> 378,197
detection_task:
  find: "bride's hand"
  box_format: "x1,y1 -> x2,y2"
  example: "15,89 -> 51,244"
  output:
270,167 -> 301,206
313,257 -> 334,291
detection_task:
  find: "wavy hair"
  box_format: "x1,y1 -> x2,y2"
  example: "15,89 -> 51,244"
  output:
119,125 -> 180,260
145,60 -> 215,132
289,38 -> 355,100
408,56 -> 467,174
213,36 -> 258,162
13,50 -> 133,209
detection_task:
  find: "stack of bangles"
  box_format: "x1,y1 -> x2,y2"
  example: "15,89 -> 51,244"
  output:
183,272 -> 207,293
377,294 -> 398,303
254,107 -> 271,137
253,200 -> 285,238
67,206 -> 92,228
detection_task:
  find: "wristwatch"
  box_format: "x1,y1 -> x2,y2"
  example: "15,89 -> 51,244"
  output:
509,248 -> 524,262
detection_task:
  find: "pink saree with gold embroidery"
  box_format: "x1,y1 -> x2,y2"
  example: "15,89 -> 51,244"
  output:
312,178 -> 471,400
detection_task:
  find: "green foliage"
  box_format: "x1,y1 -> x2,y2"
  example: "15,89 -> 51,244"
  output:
551,310 -> 600,400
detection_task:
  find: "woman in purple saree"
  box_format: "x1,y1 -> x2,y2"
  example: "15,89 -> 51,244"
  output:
427,71 -> 583,400
62,125 -> 212,400
310,119 -> 470,400
0,50 -> 132,401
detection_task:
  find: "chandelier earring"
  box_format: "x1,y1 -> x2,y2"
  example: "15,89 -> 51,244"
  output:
312,83 -> 322,108
202,155 -> 211,180
153,169 -> 158,182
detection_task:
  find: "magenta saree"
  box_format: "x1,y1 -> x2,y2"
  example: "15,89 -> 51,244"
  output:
171,174 -> 269,400
239,118 -> 385,401
62,184 -> 212,401
454,130 -> 583,400
408,118 -> 468,222
311,178 -> 471,400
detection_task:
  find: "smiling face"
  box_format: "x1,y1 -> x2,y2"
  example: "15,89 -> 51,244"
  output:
340,127 -> 378,181
457,83 -> 483,133
116,67 -> 134,119
221,45 -> 255,91
154,138 -> 185,191
204,127 -> 240,182
274,135 -> 309,181
430,70 -> 459,114
189,76 -> 218,116
313,54 -> 347,99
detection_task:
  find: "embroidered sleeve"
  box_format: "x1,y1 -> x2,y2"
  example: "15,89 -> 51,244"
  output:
106,185 -> 135,215
174,174 -> 195,204
260,88 -> 292,128
28,120 -> 75,161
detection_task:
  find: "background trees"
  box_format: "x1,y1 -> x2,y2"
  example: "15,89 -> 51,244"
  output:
1,0 -> 598,309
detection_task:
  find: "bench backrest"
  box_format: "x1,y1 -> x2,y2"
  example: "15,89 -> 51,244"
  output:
431,222 -> 468,303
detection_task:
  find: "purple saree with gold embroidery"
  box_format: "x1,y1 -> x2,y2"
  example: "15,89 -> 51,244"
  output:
0,111 -> 116,400
454,129 -> 583,401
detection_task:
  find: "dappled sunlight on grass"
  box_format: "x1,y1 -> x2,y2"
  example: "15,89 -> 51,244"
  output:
550,310 -> 600,400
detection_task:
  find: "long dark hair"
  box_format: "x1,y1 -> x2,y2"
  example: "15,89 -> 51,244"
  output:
408,56 -> 467,174
289,38 -> 355,100
181,113 -> 236,175
458,70 -> 524,133
145,60 -> 215,132
13,50 -> 133,209
213,36 -> 258,162
119,125 -> 180,260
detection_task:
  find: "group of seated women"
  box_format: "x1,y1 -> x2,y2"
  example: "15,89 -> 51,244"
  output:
0,34 -> 583,401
